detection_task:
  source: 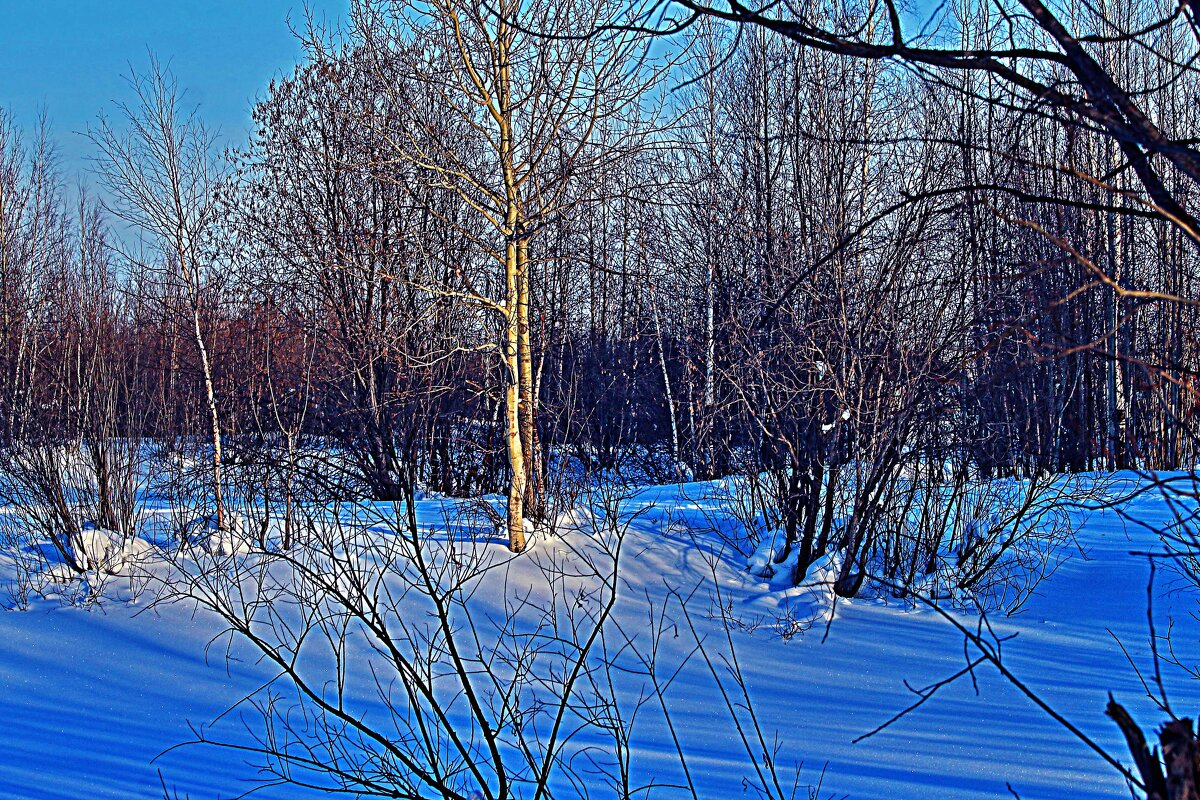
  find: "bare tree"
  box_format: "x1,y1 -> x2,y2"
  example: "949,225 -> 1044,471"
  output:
314,0 -> 671,550
90,59 -> 230,531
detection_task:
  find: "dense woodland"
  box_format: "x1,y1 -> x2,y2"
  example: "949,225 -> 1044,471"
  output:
1,0 -> 1199,594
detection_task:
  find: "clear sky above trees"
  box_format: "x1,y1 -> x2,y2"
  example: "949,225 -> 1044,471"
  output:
0,0 -> 348,180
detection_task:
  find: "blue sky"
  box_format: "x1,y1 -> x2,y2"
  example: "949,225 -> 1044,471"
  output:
0,1 -> 946,186
0,1 -> 349,182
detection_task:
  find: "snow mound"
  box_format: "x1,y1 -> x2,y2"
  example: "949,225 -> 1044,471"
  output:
196,512 -> 254,557
740,534 -> 842,633
72,523 -> 154,576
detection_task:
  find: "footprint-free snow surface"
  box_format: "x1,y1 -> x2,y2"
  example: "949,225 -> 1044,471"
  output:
1,474 -> 1196,799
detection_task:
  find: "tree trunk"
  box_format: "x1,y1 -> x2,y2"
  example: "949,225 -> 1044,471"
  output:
1107,697 -> 1199,800
517,237 -> 544,519
505,236 -> 527,553
190,294 -> 225,532
649,281 -> 682,477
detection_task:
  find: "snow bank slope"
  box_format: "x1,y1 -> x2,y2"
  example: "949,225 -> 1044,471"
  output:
0,473 -> 1195,799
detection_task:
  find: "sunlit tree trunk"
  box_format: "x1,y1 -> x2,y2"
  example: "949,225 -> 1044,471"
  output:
505,234 -> 527,552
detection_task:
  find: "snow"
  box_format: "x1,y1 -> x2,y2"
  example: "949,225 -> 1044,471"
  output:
0,472 -> 1195,799
72,523 -> 154,575
195,512 -> 253,557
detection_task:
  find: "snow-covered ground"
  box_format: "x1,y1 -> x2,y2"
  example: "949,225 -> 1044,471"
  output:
1,473 -> 1196,799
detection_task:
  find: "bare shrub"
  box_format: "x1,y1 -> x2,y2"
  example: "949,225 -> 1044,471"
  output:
693,462 -> 1101,617
0,435 -> 151,604
154,469 -> 815,799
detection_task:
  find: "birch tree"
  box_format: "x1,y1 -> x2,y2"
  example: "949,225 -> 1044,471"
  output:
91,60 -> 230,531
329,0 -> 667,550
